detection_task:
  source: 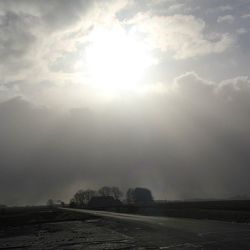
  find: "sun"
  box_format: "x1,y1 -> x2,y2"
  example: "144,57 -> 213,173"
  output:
85,26 -> 154,94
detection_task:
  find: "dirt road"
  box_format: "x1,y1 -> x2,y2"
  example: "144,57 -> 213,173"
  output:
62,208 -> 250,249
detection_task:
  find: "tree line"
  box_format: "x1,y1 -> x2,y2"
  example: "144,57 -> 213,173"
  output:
69,186 -> 153,207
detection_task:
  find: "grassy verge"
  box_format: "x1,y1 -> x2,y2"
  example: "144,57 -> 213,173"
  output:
0,206 -> 97,227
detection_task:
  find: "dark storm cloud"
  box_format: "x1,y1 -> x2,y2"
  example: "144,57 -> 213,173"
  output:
1,74 -> 250,205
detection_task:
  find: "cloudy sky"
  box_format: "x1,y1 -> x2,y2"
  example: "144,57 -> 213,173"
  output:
1,0 -> 250,205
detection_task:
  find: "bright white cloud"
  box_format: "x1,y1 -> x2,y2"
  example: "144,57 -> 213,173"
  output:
0,0 -> 247,110
129,13 -> 234,59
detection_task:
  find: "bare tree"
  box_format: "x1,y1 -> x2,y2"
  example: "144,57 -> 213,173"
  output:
98,186 -> 123,200
98,186 -> 113,197
126,188 -> 135,204
69,198 -> 76,207
72,189 -> 96,207
111,187 -> 123,200
72,190 -> 85,207
84,189 -> 96,203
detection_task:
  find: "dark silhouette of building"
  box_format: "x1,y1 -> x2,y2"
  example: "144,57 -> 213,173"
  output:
133,187 -> 154,205
88,196 -> 122,209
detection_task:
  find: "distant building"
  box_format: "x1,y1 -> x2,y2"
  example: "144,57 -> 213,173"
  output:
88,196 -> 122,209
133,187 -> 154,205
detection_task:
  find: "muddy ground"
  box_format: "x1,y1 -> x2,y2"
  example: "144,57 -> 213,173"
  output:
0,207 -> 175,249
1,207 -> 250,249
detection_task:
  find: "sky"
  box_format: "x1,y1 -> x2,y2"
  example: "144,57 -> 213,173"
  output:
1,0 -> 250,205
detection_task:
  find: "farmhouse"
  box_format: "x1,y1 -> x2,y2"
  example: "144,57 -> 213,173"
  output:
88,196 -> 122,209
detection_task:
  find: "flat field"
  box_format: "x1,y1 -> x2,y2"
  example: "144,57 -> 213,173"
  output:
1,202 -> 250,249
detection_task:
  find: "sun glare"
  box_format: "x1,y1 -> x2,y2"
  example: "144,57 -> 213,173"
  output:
85,26 -> 154,94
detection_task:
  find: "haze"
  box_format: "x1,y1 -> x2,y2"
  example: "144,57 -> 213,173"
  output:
0,0 -> 250,205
